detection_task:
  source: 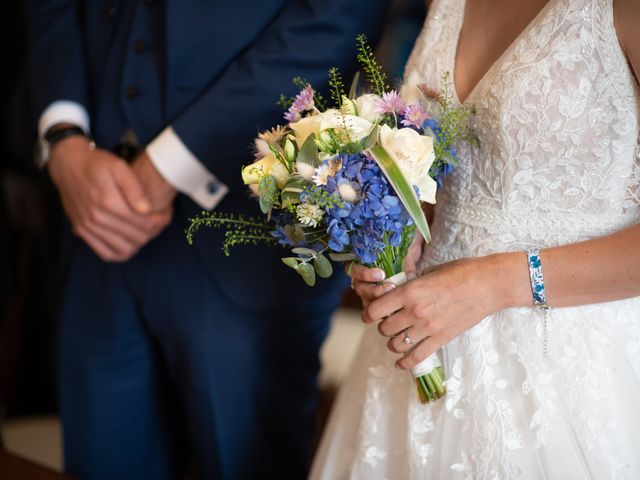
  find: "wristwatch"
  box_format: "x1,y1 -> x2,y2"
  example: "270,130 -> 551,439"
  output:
36,125 -> 94,169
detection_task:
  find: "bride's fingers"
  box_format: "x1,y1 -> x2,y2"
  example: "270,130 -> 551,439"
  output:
395,335 -> 445,371
347,263 -> 386,283
387,325 -> 431,354
362,288 -> 406,325
375,309 -> 414,337
353,281 -> 395,303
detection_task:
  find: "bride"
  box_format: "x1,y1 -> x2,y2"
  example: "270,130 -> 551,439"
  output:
311,0 -> 640,478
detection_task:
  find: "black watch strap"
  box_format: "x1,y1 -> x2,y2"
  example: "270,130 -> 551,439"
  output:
44,125 -> 87,148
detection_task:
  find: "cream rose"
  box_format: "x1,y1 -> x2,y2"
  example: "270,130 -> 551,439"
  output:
241,154 -> 290,187
379,125 -> 437,204
354,94 -> 382,122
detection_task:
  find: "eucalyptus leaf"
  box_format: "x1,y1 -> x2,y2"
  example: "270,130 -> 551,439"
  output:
281,257 -> 300,269
313,253 -> 333,278
369,145 -> 432,243
328,252 -> 358,262
296,133 -> 320,167
284,224 -> 305,244
296,262 -> 316,286
258,175 -> 278,214
292,247 -> 319,258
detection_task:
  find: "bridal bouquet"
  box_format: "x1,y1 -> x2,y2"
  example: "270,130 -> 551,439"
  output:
187,36 -> 476,404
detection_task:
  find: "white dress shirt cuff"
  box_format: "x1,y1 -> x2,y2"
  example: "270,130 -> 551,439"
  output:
38,100 -> 91,138
146,127 -> 228,210
38,101 -> 91,167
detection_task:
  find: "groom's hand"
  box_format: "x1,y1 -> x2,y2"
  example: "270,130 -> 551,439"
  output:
49,136 -> 172,262
131,152 -> 177,213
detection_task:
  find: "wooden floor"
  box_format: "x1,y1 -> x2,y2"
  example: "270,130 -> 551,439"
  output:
0,450 -> 74,479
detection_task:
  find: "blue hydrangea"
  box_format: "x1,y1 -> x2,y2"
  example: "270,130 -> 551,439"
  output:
319,152 -> 412,265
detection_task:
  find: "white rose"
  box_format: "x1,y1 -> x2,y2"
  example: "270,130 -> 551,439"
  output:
354,94 -> 382,122
241,154 -> 290,187
379,125 -> 437,204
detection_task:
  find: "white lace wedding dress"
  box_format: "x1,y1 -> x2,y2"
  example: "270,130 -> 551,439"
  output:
310,0 -> 640,478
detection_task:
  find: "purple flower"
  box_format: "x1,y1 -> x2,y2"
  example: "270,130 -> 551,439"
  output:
400,103 -> 429,129
374,90 -> 406,115
284,85 -> 315,123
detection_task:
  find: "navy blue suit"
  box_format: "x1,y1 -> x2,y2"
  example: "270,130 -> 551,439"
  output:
25,1 -> 388,478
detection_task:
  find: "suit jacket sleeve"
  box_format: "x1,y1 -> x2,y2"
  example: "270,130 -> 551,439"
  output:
169,0 -> 390,189
24,0 -> 89,120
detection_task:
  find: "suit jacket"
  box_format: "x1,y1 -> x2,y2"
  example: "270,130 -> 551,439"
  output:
25,0 -> 389,309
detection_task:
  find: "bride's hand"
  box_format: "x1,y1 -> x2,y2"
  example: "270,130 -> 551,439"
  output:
347,264 -> 392,308
362,253 -> 530,370
347,235 -> 426,307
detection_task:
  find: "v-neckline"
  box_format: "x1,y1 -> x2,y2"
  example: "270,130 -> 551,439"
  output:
451,0 -> 555,105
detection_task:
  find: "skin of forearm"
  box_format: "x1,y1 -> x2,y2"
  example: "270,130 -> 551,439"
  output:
496,224 -> 640,310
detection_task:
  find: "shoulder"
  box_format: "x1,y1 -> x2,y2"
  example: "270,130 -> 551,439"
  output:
614,0 -> 640,85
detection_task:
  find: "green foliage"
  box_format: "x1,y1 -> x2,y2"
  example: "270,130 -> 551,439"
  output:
328,68 -> 346,109
356,34 -> 390,97
281,176 -> 306,209
303,185 -> 345,210
276,94 -> 293,110
348,71 -> 361,99
297,134 -> 320,166
369,145 -> 431,244
258,175 -> 278,214
373,225 -> 416,277
185,212 -> 277,256
283,248 -> 334,286
429,72 -> 479,176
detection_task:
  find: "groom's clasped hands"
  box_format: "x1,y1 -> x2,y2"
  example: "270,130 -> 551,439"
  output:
48,134 -> 176,262
349,235 -> 532,370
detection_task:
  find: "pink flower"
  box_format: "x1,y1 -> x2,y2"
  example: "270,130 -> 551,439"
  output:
374,90 -> 406,115
284,85 -> 315,123
400,103 -> 430,129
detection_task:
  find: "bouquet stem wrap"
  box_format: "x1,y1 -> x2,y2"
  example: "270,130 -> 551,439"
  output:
386,271 -> 446,404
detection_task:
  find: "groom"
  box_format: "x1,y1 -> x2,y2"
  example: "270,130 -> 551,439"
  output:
25,0 -> 388,478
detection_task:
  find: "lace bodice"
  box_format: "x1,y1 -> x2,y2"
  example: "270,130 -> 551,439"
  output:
404,0 -> 640,265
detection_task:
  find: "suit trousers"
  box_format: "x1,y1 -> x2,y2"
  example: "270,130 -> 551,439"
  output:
57,218 -> 342,479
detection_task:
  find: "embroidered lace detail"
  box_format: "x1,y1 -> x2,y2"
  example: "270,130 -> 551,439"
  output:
310,0 -> 640,478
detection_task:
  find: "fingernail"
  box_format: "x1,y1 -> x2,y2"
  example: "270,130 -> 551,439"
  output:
383,283 -> 396,293
374,269 -> 386,281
